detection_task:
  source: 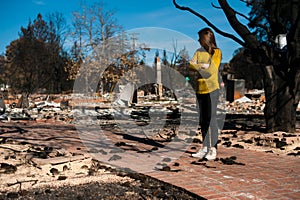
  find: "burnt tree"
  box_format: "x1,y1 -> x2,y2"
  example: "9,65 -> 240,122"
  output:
173,0 -> 300,132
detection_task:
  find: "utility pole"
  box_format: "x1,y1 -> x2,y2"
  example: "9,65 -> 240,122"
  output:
130,33 -> 139,51
129,33 -> 139,104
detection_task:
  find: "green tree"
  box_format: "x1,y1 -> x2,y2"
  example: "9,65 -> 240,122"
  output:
5,13 -> 71,99
173,0 -> 300,132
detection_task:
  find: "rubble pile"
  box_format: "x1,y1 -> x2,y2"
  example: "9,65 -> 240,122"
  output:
218,89 -> 266,115
221,96 -> 265,115
1,91 -> 299,136
0,91 -> 270,123
0,94 -> 74,123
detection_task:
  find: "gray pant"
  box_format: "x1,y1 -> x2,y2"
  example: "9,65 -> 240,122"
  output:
196,89 -> 219,148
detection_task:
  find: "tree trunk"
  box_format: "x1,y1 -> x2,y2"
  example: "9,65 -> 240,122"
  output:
263,65 -> 296,132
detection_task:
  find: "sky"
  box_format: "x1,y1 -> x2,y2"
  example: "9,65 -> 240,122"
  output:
0,0 -> 251,63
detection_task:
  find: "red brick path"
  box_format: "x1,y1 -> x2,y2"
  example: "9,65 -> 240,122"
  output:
146,146 -> 300,199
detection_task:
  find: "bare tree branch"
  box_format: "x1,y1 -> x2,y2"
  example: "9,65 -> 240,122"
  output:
211,2 -> 221,9
172,0 -> 246,46
212,2 -> 251,22
217,0 -> 260,49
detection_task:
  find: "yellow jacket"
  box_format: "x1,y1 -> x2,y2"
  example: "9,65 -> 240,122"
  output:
189,47 -> 222,94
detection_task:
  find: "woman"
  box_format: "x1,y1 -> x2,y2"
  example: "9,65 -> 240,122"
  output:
189,27 -> 222,160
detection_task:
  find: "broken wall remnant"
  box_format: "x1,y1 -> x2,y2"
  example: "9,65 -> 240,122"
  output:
116,83 -> 137,106
226,79 -> 245,102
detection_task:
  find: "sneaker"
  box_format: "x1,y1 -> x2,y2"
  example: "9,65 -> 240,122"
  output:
192,146 -> 208,158
205,147 -> 217,160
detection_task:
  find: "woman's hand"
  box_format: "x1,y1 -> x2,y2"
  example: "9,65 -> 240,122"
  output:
190,60 -> 209,69
201,63 -> 209,69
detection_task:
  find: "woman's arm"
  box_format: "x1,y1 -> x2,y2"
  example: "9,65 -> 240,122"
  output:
189,49 -> 221,78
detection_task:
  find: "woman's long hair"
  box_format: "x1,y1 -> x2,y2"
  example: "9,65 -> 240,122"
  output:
198,28 -> 217,55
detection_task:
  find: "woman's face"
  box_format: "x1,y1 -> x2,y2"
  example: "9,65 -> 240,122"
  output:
200,30 -> 213,43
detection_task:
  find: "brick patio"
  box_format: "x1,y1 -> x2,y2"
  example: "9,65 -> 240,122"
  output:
146,146 -> 300,199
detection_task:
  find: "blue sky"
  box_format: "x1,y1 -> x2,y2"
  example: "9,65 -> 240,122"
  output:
0,0 -> 251,62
